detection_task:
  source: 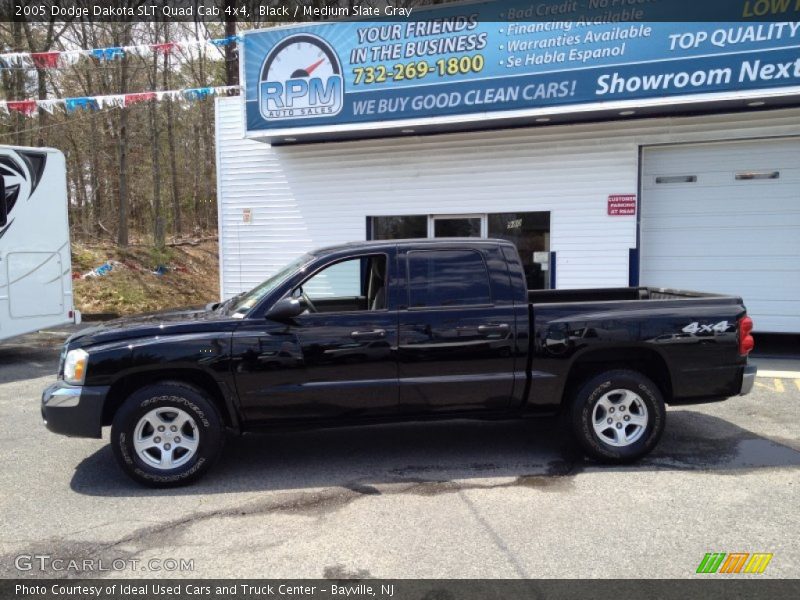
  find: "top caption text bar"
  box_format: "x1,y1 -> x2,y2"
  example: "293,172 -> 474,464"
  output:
3,0 -> 800,23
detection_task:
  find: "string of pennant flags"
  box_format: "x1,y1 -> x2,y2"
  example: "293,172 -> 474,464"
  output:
0,85 -> 240,117
0,34 -> 241,70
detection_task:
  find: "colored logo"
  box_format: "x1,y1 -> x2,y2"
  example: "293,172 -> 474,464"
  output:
696,552 -> 773,574
0,150 -> 44,240
259,33 -> 343,121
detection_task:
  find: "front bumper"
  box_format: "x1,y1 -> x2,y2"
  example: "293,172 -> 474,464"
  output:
740,364 -> 757,396
41,381 -> 110,438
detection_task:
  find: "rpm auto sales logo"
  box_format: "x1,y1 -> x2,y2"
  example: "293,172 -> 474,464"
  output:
259,33 -> 344,121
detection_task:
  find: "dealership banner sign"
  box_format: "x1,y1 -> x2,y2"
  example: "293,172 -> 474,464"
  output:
242,0 -> 800,138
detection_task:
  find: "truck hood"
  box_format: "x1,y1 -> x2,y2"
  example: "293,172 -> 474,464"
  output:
65,307 -> 239,349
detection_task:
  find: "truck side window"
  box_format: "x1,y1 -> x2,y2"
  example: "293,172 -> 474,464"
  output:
300,255 -> 387,312
408,250 -> 492,308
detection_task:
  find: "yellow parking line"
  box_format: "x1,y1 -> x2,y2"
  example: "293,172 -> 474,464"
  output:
754,379 -> 785,393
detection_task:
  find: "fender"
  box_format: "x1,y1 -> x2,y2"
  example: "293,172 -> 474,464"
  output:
83,332 -> 240,430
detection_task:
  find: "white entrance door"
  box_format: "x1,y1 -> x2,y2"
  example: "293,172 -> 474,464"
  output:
640,138 -> 800,333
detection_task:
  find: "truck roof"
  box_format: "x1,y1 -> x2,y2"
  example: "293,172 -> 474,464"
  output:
315,238 -> 516,255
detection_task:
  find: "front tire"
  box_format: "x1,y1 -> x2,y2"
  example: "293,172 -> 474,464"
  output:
569,369 -> 665,463
111,382 -> 224,487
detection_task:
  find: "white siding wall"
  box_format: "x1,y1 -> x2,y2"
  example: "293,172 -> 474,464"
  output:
215,96 -> 800,299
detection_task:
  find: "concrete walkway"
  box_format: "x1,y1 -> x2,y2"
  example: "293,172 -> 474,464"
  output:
750,357 -> 800,378
751,334 -> 800,378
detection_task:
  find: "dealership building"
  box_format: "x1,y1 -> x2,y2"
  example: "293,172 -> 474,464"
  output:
215,2 -> 800,333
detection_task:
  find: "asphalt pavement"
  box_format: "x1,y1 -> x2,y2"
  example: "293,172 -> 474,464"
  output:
0,333 -> 797,579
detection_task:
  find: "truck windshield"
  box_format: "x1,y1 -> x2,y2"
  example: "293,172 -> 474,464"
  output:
227,253 -> 313,318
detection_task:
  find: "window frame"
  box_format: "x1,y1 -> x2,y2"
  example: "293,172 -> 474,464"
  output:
405,248 -> 494,311
290,252 -> 391,315
429,214 -> 487,238
370,215 -> 428,241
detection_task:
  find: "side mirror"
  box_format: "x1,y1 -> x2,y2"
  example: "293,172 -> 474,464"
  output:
0,174 -> 6,228
265,297 -> 306,322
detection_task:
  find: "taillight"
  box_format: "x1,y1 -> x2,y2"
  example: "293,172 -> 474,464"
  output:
739,315 -> 754,356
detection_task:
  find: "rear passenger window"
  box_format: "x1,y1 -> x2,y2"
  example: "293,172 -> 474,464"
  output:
408,249 -> 492,308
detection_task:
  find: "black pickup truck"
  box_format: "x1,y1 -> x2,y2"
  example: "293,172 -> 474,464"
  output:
43,239 -> 756,486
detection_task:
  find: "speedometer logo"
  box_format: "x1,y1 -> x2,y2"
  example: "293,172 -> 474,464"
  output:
259,33 -> 344,121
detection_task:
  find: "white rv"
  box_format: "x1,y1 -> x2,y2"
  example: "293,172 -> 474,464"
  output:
0,145 -> 79,342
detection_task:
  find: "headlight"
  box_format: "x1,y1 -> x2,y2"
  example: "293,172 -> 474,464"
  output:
63,349 -> 89,385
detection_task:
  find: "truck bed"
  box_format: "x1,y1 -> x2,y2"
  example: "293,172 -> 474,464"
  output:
528,287 -> 732,304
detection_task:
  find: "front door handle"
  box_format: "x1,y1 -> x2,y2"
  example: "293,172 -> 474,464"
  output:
351,329 -> 386,340
477,323 -> 510,335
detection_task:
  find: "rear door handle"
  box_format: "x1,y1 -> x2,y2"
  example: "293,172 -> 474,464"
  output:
477,323 -> 510,335
351,329 -> 386,340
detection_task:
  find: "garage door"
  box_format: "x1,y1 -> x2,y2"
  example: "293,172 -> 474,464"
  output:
641,138 -> 800,334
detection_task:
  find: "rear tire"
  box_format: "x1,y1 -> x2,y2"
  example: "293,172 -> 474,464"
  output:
569,369 -> 665,463
111,382 -> 224,487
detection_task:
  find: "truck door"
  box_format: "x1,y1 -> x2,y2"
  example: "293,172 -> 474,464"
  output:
396,243 -> 517,413
233,251 -> 399,422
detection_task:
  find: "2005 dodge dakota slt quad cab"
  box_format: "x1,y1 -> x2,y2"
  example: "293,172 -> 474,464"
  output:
43,239 -> 757,486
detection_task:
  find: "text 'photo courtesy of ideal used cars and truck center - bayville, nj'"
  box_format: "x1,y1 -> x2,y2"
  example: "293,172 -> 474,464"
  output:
0,0 -> 799,597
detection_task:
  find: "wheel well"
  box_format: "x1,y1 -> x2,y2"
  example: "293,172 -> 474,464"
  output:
102,369 -> 235,428
562,347 -> 673,405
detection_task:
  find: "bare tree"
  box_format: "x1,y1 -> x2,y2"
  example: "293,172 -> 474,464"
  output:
148,21 -> 165,249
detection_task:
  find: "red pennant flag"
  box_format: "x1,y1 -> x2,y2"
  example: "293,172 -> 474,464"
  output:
7,100 -> 37,116
124,92 -> 156,106
151,42 -> 178,55
31,51 -> 60,69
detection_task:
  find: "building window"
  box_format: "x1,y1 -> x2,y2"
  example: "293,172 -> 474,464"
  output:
735,171 -> 780,180
433,217 -> 482,238
371,215 -> 427,240
655,175 -> 697,184
487,212 -> 551,290
369,212 -> 553,290
407,249 -> 492,308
